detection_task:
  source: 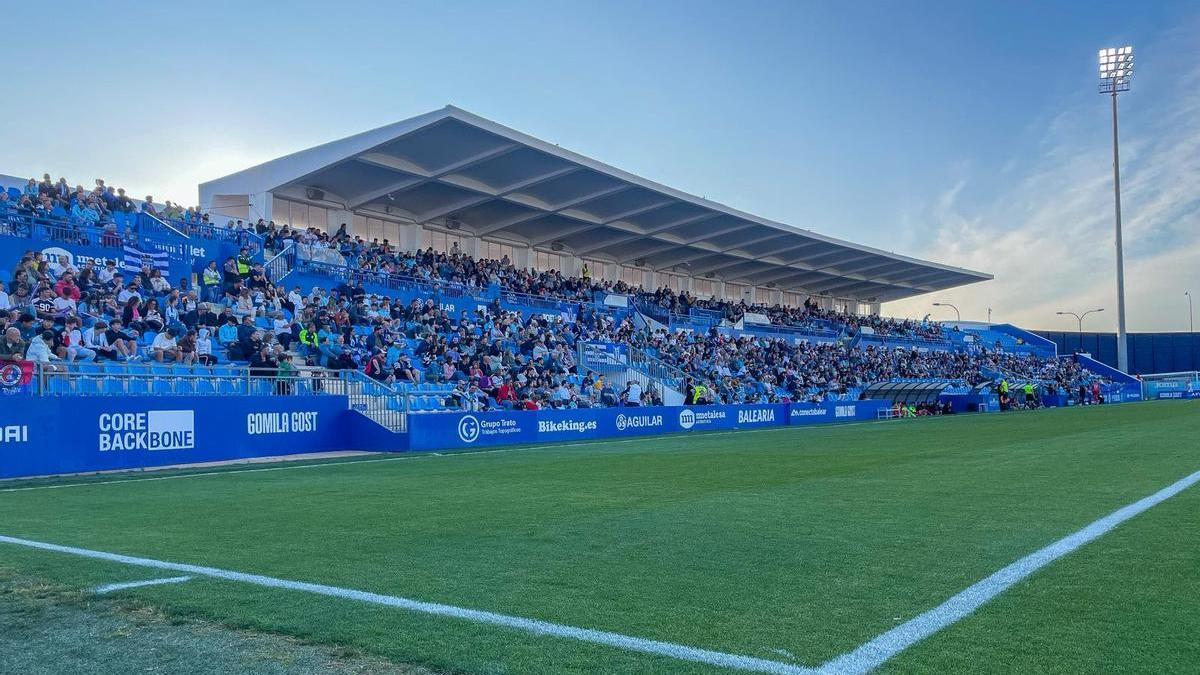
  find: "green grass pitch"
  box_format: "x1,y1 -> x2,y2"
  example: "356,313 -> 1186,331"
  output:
1,401 -> 1198,673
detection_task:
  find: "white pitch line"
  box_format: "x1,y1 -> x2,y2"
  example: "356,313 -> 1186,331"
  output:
0,534 -> 815,675
0,420 -> 889,494
819,467 -> 1200,674
94,575 -> 193,594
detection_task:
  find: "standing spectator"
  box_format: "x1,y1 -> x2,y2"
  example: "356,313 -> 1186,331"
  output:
201,261 -> 222,303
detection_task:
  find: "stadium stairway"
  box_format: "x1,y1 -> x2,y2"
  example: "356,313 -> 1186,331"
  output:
342,371 -> 409,433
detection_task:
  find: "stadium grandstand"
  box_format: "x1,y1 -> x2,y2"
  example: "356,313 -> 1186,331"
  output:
0,105 -> 1158,467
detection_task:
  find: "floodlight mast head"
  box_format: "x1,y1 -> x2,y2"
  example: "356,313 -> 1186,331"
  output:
1099,46 -> 1133,93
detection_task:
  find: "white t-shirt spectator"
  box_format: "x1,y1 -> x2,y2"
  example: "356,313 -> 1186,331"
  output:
117,288 -> 141,304
0,289 -> 9,311
152,332 -> 177,352
53,296 -> 76,315
626,381 -> 642,404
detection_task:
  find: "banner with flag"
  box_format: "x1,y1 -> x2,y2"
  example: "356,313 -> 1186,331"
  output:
123,245 -> 171,274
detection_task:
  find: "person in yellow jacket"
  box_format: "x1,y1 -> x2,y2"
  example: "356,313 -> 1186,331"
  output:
200,260 -> 222,303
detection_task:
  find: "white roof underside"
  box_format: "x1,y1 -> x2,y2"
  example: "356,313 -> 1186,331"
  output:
200,106 -> 991,302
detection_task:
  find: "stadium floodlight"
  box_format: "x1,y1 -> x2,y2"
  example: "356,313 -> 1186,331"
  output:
931,302 -> 960,322
1099,46 -> 1132,372
1098,46 -> 1133,93
1057,308 -> 1105,346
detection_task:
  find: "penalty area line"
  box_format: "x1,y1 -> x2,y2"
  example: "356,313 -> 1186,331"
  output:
819,467 -> 1200,674
0,533 -> 815,675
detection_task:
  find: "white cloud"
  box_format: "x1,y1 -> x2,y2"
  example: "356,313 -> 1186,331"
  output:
889,52 -> 1200,333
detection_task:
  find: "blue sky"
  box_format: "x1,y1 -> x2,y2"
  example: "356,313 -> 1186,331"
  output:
3,0 -> 1197,331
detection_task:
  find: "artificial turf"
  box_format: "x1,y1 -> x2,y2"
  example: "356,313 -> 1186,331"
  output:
0,401 -> 1197,674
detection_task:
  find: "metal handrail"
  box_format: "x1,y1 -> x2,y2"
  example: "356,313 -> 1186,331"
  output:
264,243 -> 297,284
138,212 -> 189,239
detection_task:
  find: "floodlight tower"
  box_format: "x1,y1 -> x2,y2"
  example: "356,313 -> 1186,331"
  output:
1099,46 -> 1133,372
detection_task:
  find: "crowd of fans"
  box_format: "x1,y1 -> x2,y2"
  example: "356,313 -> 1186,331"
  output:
0,173 -> 186,229
0,240 -> 1103,412
1,182 -> 954,342
0,178 -> 1106,411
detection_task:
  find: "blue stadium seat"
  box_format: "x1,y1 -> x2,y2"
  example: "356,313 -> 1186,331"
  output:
77,377 -> 101,395
127,378 -> 149,394
5,187 -> 19,201
152,378 -> 173,395
76,363 -> 103,375
250,378 -> 273,396
196,379 -> 217,395
173,378 -> 197,395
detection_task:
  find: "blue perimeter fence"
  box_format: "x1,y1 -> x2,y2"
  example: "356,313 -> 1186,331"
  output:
0,396 -> 892,480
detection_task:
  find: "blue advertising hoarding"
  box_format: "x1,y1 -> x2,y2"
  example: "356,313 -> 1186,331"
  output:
0,395 -> 373,479
408,400 -> 892,451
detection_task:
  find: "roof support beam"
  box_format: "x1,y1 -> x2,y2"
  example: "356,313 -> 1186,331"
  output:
548,208 -> 721,254
619,241 -> 682,265
572,230 -> 655,257
747,266 -> 820,286
813,253 -> 883,275
357,153 -> 427,175
649,248 -> 722,272
817,279 -> 891,298
680,222 -> 756,245
344,176 -> 426,211
603,199 -> 675,225
721,233 -> 792,255
349,143 -> 521,212
528,222 -> 608,247
551,184 -> 631,211
433,166 -> 585,234
708,259 -> 774,281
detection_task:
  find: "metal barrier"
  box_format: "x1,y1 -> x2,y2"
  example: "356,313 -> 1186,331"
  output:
501,290 -> 580,312
265,243 -> 297,284
175,220 -> 265,253
34,362 -> 351,398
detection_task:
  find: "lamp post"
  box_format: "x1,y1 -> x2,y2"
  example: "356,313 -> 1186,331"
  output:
1187,291 -> 1194,334
1057,308 -> 1104,350
1099,46 -> 1133,372
932,302 -> 960,321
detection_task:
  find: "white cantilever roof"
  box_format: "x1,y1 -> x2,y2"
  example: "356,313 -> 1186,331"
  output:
201,105 -> 991,302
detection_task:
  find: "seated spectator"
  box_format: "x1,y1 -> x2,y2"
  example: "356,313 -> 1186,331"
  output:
60,317 -> 96,362
104,320 -> 140,361
151,327 -> 181,363
0,327 -> 26,362
83,320 -> 119,361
